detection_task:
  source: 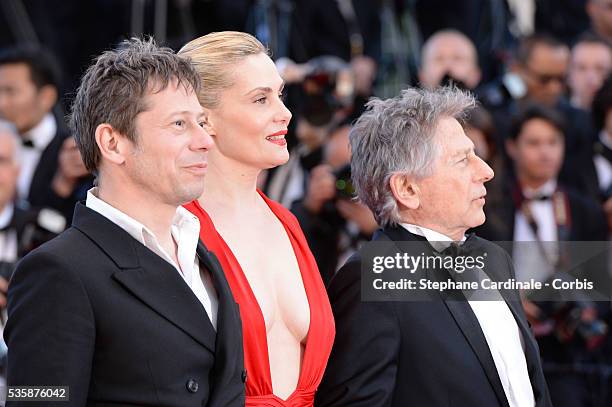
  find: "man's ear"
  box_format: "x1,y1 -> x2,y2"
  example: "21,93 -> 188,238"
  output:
390,173 -> 420,210
95,124 -> 130,166
38,85 -> 58,113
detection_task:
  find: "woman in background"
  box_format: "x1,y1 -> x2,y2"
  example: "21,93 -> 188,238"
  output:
179,32 -> 334,407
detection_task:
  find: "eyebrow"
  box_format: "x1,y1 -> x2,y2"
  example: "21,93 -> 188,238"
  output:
163,109 -> 205,121
244,82 -> 285,96
450,147 -> 473,159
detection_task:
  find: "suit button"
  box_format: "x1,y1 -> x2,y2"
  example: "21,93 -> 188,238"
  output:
242,369 -> 248,383
186,379 -> 199,393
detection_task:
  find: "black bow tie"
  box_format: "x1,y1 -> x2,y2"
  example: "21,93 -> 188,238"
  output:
21,139 -> 35,148
527,194 -> 551,201
441,242 -> 462,257
439,233 -> 478,258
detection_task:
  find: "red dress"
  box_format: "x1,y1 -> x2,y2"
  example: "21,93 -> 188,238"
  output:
184,191 -> 335,407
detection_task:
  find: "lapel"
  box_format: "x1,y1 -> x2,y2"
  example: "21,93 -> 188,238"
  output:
497,288 -> 544,395
197,241 -> 244,400
196,240 -> 242,359
482,248 -> 547,402
442,299 -> 510,407
28,127 -> 66,202
72,203 -> 217,353
380,225 -> 511,407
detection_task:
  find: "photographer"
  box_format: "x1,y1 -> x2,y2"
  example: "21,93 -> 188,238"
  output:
418,29 -> 482,90
291,124 -> 377,285
266,56 -> 354,207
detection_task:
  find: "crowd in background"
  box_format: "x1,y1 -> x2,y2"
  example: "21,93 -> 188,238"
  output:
2,0 -> 612,406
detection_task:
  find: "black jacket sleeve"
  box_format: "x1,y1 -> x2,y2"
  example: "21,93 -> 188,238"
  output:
316,257 -> 399,407
4,250 -> 95,407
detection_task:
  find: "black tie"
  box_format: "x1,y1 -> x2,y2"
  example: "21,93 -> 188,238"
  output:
440,233 -> 478,257
21,139 -> 34,148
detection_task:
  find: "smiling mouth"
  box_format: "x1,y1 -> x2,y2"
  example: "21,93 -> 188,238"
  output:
184,163 -> 208,173
266,131 -> 287,146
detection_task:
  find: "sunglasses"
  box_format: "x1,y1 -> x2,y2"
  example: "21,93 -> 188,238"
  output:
525,67 -> 566,85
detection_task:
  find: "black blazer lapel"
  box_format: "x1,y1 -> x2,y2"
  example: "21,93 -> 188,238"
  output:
112,243 -> 217,353
196,241 -> 241,355
443,300 -> 511,407
197,242 -> 245,406
492,275 -> 548,404
72,203 -> 217,352
27,127 -> 66,203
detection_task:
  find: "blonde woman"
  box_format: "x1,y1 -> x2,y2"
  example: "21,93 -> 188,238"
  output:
179,32 -> 335,407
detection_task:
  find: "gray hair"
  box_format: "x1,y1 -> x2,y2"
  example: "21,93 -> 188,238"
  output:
349,86 -> 476,227
0,119 -> 22,163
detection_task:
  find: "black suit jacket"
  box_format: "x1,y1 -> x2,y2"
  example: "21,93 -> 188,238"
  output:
316,226 -> 552,407
4,203 -> 245,406
476,182 -> 608,242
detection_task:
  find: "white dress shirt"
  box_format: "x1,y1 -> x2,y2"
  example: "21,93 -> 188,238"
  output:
513,180 -> 558,283
18,113 -> 57,200
86,188 -> 218,329
400,223 -> 536,407
594,131 -> 612,192
0,203 -> 17,263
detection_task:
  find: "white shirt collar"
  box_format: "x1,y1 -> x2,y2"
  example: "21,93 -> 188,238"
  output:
522,179 -> 557,200
85,187 -> 201,277
22,113 -> 57,150
399,223 -> 466,252
600,130 -> 612,150
0,203 -> 14,230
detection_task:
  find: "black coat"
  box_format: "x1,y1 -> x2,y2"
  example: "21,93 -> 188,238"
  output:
4,203 -> 245,406
477,182 -> 608,242
316,225 -> 552,407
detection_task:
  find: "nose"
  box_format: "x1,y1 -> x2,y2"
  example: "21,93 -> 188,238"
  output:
276,97 -> 292,124
474,155 -> 494,183
547,78 -> 565,99
191,123 -> 214,151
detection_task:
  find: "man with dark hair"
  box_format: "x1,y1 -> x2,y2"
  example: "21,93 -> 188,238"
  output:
586,0 -> 612,43
0,46 -> 92,223
512,34 -> 570,107
581,74 -> 612,223
479,34 -> 596,198
480,104 -> 606,242
478,104 -> 609,407
4,38 -> 245,406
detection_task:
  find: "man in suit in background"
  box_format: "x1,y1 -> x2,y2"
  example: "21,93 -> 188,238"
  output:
316,86 -> 552,407
0,46 -> 92,223
478,104 -> 609,407
4,38 -> 245,406
0,120 -> 63,308
0,120 -> 62,382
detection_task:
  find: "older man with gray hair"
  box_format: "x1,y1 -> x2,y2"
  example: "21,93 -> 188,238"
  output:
316,86 -> 552,407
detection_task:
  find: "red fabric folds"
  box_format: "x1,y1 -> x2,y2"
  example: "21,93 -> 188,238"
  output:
184,191 -> 335,407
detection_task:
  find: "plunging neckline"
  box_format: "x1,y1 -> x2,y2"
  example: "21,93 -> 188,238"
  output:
190,195 -> 313,402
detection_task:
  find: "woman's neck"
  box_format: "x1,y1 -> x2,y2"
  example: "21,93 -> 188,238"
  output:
199,155 -> 263,213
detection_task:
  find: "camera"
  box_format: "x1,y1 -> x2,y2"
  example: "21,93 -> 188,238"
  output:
334,164 -> 355,199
